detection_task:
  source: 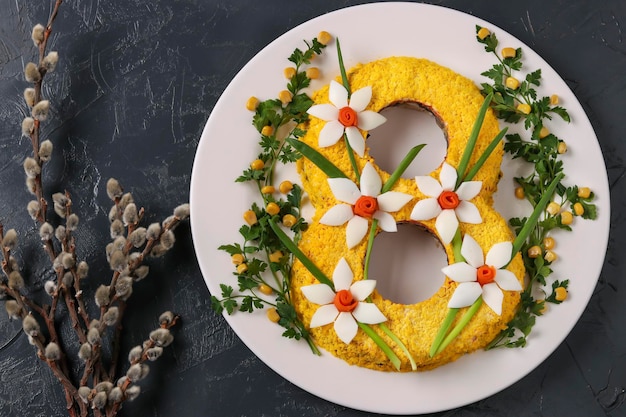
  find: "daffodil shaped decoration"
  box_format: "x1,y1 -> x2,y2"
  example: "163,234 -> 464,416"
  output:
410,162 -> 482,244
307,80 -> 387,157
300,257 -> 387,344
319,162 -> 413,249
442,234 -> 522,315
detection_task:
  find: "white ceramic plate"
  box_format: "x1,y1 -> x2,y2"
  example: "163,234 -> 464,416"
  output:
190,3 -> 610,414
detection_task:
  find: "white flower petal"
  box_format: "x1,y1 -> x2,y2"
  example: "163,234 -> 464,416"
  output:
327,178 -> 361,205
320,204 -> 354,226
439,162 -> 458,191
494,269 -> 522,291
360,162 -> 382,197
455,201 -> 482,224
318,120 -> 345,148
350,280 -> 377,301
329,80 -> 349,108
301,284 -> 336,305
352,302 -> 387,324
435,209 -> 459,244
348,86 -> 372,112
309,304 -> 339,328
448,282 -> 482,309
415,176 -> 443,198
456,181 -> 482,201
307,104 -> 339,121
377,191 -> 413,212
346,215 -> 369,249
409,198 -> 441,221
332,257 -> 354,291
357,110 -> 387,131
485,241 -> 513,270
373,211 -> 397,232
441,262 -> 477,283
345,126 -> 366,157
482,283 -> 504,315
461,234 -> 484,269
334,312 -> 358,344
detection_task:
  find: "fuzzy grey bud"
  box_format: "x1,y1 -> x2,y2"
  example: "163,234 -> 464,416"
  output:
27,200 -> 41,220
128,345 -> 143,363
44,280 -> 57,295
146,222 -> 161,240
23,157 -> 41,179
126,363 -> 149,382
61,252 -> 75,270
78,343 -> 92,361
108,386 -> 123,404
106,178 -> 123,200
95,381 -> 113,394
24,62 -> 41,82
23,88 -> 36,107
150,244 -> 167,258
128,227 -> 147,248
62,271 -> 73,287
116,376 -> 128,387
39,222 -> 54,241
122,203 -> 138,226
94,285 -> 110,307
22,314 -> 40,337
78,386 -> 92,404
66,213 -> 79,231
110,219 -> 124,239
133,265 -> 149,281
8,271 -> 24,290
119,192 -> 134,211
54,205 -> 66,219
5,300 -> 22,319
103,306 -> 119,326
44,342 -> 61,361
145,346 -> 163,361
108,205 -> 120,222
26,177 -> 36,195
31,24 -> 45,45
2,228 -> 18,250
112,236 -> 126,251
109,250 -> 127,272
89,319 -> 100,330
54,225 -> 66,241
114,276 -> 133,300
159,230 -> 175,250
149,328 -> 174,347
173,203 -> 190,220
92,391 -> 107,409
162,215 -> 177,230
125,385 -> 141,401
77,261 -> 89,279
21,117 -> 35,136
87,327 -> 101,345
38,140 -> 53,162
159,311 -> 175,326
42,51 -> 59,72
52,192 -> 69,207
31,100 -> 50,121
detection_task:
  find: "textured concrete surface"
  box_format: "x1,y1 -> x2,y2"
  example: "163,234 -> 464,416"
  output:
0,0 -> 624,416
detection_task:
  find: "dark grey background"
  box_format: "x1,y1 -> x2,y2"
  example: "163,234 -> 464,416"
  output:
0,0 -> 624,416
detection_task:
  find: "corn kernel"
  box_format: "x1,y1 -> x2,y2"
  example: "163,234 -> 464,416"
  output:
543,236 -> 556,250
546,202 -> 561,216
527,245 -> 542,258
258,284 -> 273,295
577,187 -> 591,199
555,286 -> 568,302
279,180 -> 293,194
539,126 -> 550,139
550,94 -> 559,105
266,202 -> 280,215
246,96 -> 259,111
318,31 -> 332,45
477,27 -> 491,40
231,253 -> 244,265
537,301 -> 548,314
558,141 -> 567,154
282,214 -> 297,227
560,211 -> 574,225
505,76 -> 520,90
283,67 -> 296,79
514,186 -> 525,199
306,67 -> 320,79
267,307 -> 280,323
269,250 -> 283,263
544,250 -> 558,263
573,202 -> 584,216
278,90 -> 292,105
261,185 -> 275,194
236,263 -> 248,274
517,103 -> 532,114
261,125 -> 274,136
501,47 -> 516,58
243,210 -> 257,225
250,159 -> 264,170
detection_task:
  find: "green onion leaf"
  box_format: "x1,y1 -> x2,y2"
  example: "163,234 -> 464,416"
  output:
379,323 -> 417,371
462,127 -> 507,182
358,322 -> 401,371
429,307 -> 459,357
336,38 -> 350,96
286,138 -> 347,179
435,298 -> 483,356
456,93 -> 493,188
381,144 -> 426,193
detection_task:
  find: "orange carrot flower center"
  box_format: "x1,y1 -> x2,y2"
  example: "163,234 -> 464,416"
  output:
477,265 -> 496,286
353,195 -> 378,218
437,190 -> 460,209
338,106 -> 358,127
333,289 -> 358,313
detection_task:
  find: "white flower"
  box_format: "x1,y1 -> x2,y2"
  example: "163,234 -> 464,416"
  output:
307,80 -> 387,157
441,234 -> 522,315
410,162 -> 482,244
319,162 -> 413,249
300,258 -> 387,344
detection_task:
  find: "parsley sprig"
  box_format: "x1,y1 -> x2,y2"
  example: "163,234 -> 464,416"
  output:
211,37 -> 327,355
475,26 -> 598,349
